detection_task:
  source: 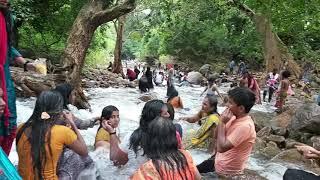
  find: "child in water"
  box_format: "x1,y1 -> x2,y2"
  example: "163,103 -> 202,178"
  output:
95,106 -> 120,150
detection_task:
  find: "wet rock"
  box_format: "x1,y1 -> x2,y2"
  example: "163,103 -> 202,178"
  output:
253,137 -> 267,152
138,93 -> 157,102
260,142 -> 281,159
86,80 -> 96,88
221,169 -> 267,180
266,135 -> 285,145
271,149 -> 305,164
257,127 -> 272,138
273,127 -> 288,137
250,111 -> 276,131
270,106 -> 298,128
285,138 -> 301,149
311,136 -> 320,150
187,71 -> 204,85
288,103 -> 320,136
199,64 -> 212,76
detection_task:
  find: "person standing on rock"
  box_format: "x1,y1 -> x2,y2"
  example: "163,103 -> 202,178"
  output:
229,60 -> 235,75
197,87 -> 256,177
263,68 -> 279,103
0,0 -> 39,155
275,70 -> 291,113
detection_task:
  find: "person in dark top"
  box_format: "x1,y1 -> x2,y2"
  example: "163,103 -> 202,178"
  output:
145,66 -> 154,89
134,66 -> 140,79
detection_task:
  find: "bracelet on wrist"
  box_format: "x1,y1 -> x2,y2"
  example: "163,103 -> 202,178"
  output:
110,131 -> 116,135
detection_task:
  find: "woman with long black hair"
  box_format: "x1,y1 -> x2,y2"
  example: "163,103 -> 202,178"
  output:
16,91 -> 88,180
131,117 -> 201,180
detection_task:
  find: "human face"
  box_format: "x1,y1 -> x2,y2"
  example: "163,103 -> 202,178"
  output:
0,88 -> 6,115
201,97 -> 212,114
160,105 -> 170,118
225,97 -> 243,117
105,111 -> 120,128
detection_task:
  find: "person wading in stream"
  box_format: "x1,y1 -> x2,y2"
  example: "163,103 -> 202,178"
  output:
197,87 -> 256,178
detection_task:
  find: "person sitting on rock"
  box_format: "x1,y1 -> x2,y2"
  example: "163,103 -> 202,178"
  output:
95,105 -> 120,150
197,87 -> 256,177
180,96 -> 220,153
283,145 -> 320,179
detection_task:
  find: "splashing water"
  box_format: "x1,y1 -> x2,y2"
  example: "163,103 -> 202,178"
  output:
10,85 -> 288,179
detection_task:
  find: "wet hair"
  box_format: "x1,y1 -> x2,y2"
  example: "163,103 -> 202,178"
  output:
167,86 -> 178,102
130,100 -> 165,155
207,75 -> 217,86
205,95 -> 219,115
142,117 -> 191,179
98,105 -> 119,131
166,103 -> 175,120
16,91 -> 64,180
281,70 -> 291,78
228,87 -> 255,113
139,76 -> 149,93
54,83 -> 74,110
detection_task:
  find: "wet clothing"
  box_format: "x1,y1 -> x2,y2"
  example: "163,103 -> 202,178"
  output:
197,155 -> 215,173
283,169 -> 320,180
17,125 -> 77,180
95,128 -> 110,144
0,11 -> 21,155
145,70 -> 154,89
168,96 -> 183,109
215,115 -> 256,176
186,114 -> 219,149
131,150 -> 196,180
127,69 -> 136,81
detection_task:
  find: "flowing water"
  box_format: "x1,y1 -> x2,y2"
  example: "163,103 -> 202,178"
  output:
9,84 -> 292,179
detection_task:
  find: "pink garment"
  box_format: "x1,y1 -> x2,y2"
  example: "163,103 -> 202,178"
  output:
0,12 -> 10,126
215,116 -> 256,175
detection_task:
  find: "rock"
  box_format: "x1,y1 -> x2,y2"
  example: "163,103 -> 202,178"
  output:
199,64 -> 212,76
285,138 -> 301,149
260,142 -> 281,159
250,111 -> 276,131
311,136 -> 320,150
266,135 -> 285,148
271,149 -> 305,164
86,80 -> 96,88
138,93 -> 157,102
187,71 -> 204,85
288,103 -> 320,136
225,169 -> 267,180
270,106 -> 298,128
257,127 -> 272,138
273,127 -> 288,137
253,137 -> 267,152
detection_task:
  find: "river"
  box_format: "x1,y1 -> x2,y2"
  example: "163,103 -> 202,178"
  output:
9,84 -> 292,179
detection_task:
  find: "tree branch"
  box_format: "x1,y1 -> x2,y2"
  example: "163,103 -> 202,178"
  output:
93,0 -> 136,26
228,0 -> 255,18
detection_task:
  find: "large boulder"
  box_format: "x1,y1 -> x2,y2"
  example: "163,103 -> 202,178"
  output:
250,111 -> 276,131
288,103 -> 320,139
199,64 -> 212,76
187,71 -> 204,85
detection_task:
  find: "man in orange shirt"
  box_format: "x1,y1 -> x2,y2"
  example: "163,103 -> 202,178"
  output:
197,87 -> 256,177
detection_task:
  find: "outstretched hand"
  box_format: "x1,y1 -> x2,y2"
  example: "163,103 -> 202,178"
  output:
296,145 -> 320,159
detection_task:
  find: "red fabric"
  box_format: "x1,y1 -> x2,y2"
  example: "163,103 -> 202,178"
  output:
127,69 -> 136,80
0,12 -> 10,129
0,128 -> 16,155
166,64 -> 174,70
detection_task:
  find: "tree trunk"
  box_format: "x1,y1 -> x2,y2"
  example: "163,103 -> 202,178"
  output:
60,0 -> 136,108
229,0 -> 301,78
112,15 -> 126,78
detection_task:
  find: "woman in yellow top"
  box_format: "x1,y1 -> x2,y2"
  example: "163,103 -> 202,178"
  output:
16,91 -> 88,180
180,96 -> 220,153
95,105 -> 120,150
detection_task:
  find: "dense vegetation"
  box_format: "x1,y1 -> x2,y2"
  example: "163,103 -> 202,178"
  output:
10,0 -> 320,70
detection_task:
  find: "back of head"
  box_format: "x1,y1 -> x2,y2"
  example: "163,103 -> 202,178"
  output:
167,86 -> 178,101
282,70 -> 291,79
54,83 -> 73,109
228,87 -> 255,113
130,100 -> 165,153
17,90 -> 64,179
143,117 -> 190,178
